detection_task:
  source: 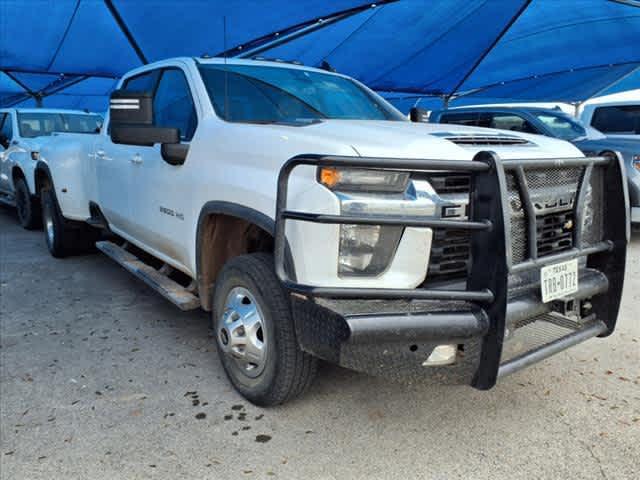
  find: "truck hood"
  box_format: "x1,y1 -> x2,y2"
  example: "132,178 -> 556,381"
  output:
287,119 -> 583,160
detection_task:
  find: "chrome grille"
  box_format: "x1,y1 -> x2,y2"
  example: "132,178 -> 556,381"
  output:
506,173 -> 527,263
536,210 -> 574,256
504,165 -> 602,265
422,173 -> 470,194
427,229 -> 470,281
524,167 -> 583,191
423,172 -> 471,282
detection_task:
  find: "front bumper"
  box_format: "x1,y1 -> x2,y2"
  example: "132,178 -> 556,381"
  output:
275,152 -> 629,389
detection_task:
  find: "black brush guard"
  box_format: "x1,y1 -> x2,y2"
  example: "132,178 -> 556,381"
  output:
274,151 -> 629,389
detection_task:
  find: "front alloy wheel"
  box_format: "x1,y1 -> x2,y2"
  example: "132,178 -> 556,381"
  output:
218,287 -> 268,378
212,253 -> 317,406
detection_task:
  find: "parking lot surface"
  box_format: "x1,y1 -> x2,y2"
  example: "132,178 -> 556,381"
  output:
1,205 -> 639,480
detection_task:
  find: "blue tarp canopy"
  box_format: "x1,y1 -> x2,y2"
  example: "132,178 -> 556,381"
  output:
1,0 -> 639,112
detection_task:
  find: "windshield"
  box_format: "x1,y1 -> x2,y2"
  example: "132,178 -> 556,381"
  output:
591,105 -> 640,135
17,113 -> 103,138
533,112 -> 587,141
198,64 -> 405,124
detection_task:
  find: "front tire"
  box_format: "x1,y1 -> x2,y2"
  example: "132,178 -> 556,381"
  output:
15,177 -> 41,230
41,186 -> 97,258
212,253 -> 317,406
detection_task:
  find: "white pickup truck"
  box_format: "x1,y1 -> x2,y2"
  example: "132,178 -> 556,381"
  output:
0,108 -> 102,228
37,57 -> 629,406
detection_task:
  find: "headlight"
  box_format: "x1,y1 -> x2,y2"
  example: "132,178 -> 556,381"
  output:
338,224 -> 403,276
318,167 -> 409,193
317,167 -> 411,277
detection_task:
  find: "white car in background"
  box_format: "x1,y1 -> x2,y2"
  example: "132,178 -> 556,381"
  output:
0,108 -> 103,228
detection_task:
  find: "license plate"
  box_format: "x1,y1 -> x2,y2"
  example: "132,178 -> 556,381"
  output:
540,259 -> 578,303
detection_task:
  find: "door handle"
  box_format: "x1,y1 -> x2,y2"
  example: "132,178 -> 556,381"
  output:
130,154 -> 143,164
96,149 -> 106,158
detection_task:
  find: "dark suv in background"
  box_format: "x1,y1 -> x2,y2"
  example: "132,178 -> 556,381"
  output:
430,106 -> 640,224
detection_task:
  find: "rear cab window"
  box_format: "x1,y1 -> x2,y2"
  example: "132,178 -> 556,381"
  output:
591,105 -> 640,134
438,112 -> 482,126
17,112 -> 102,138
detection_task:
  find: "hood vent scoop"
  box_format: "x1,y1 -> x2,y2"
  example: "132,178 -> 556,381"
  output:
444,134 -> 532,146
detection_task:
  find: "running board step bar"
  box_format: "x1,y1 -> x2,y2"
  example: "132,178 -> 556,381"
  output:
95,241 -> 200,311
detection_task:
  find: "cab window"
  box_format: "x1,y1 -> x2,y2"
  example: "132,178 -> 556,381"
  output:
591,105 -> 640,134
439,112 -> 482,126
486,113 -> 538,133
152,69 -> 197,141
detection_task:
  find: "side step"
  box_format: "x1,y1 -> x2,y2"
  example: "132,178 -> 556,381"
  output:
96,241 -> 200,311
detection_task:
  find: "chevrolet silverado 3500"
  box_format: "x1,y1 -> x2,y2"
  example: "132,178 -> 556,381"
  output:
36,57 -> 629,405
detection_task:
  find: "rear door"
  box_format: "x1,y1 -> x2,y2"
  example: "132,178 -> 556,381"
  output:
128,67 -> 198,268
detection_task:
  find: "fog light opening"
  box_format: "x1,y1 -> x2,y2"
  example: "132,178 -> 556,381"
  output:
422,344 -> 457,366
409,344 -> 418,352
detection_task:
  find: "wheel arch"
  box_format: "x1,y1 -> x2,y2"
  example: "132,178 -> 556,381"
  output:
34,161 -> 54,194
196,201 -> 295,311
11,165 -> 29,193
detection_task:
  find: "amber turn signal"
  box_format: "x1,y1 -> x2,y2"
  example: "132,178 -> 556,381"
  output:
319,167 -> 341,188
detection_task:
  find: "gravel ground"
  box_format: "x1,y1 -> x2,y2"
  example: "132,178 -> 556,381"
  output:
1,205 -> 638,480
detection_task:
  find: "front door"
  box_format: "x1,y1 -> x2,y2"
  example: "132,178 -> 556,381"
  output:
95,69 -> 161,236
129,68 -> 198,269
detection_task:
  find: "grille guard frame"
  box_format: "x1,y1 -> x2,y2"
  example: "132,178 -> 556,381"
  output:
273,151 -> 629,389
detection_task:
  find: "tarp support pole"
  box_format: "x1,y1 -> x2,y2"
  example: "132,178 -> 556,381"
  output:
2,70 -> 36,97
43,75 -> 90,97
228,1 -> 397,59
104,0 -> 148,64
570,101 -> 581,117
585,64 -> 640,102
454,60 -> 640,102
